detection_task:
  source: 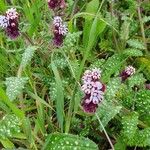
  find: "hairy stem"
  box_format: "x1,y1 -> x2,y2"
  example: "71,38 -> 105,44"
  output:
95,113 -> 115,150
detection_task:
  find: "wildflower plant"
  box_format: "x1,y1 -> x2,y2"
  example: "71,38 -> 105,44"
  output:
81,68 -> 106,113
48,0 -> 66,10
0,8 -> 20,39
52,16 -> 68,46
120,65 -> 136,81
0,0 -> 150,149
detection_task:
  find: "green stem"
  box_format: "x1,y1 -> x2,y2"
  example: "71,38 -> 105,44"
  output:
70,0 -> 79,18
65,83 -> 78,133
137,0 -> 148,54
95,113 -> 115,150
110,1 -> 120,52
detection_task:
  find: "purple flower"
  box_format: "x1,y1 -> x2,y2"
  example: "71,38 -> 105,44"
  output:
0,8 -> 20,39
6,8 -> 19,20
53,16 -> 62,27
60,0 -> 66,8
53,32 -> 64,46
48,0 -> 66,10
120,65 -> 135,81
48,0 -> 60,10
81,68 -> 106,113
0,16 -> 9,28
5,19 -> 20,39
52,16 -> 68,46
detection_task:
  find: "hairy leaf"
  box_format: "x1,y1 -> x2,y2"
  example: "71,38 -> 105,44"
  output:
5,77 -> 28,101
127,39 -> 145,50
123,48 -> 143,57
42,133 -> 98,150
101,54 -> 125,82
127,73 -> 146,88
135,90 -> 150,115
121,112 -> 139,142
51,62 -> 64,132
0,114 -> 21,139
21,46 -> 38,68
95,101 -> 122,131
105,77 -> 122,100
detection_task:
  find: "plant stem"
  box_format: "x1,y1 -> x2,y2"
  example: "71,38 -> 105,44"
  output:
95,113 -> 115,150
21,32 -> 34,45
70,0 -> 79,18
137,0 -> 148,54
65,83 -> 78,133
17,64 -> 24,107
109,1 -> 120,53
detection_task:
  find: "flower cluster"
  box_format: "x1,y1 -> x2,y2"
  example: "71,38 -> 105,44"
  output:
120,65 -> 135,81
81,68 -> 106,113
52,16 -> 68,46
0,8 -> 20,39
48,0 -> 66,10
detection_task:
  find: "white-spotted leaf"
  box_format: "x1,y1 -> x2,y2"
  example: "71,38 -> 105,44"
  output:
5,77 -> 28,101
21,46 -> 38,68
42,133 -> 98,150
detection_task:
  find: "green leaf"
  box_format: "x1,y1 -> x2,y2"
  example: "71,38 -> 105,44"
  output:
127,73 -> 146,88
23,0 -> 43,36
42,133 -> 98,150
22,117 -> 36,146
51,62 -> 64,132
105,77 -> 122,100
120,19 -> 130,41
135,128 -> 150,146
114,138 -> 126,150
0,138 -> 14,149
136,57 -> 150,80
26,91 -> 54,110
95,101 -> 122,131
0,1 -> 6,11
123,48 -> 143,57
121,112 -> 150,146
127,39 -> 146,50
21,46 -> 38,68
0,87 -> 25,119
83,0 -> 106,49
83,0 -> 99,47
0,114 -> 21,139
5,77 -> 28,101
135,90 -> 150,115
142,16 -> 150,23
121,112 -> 139,142
101,54 -> 125,82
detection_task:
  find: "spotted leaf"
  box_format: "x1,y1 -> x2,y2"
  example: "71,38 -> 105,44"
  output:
5,77 -> 28,101
42,133 -> 98,150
